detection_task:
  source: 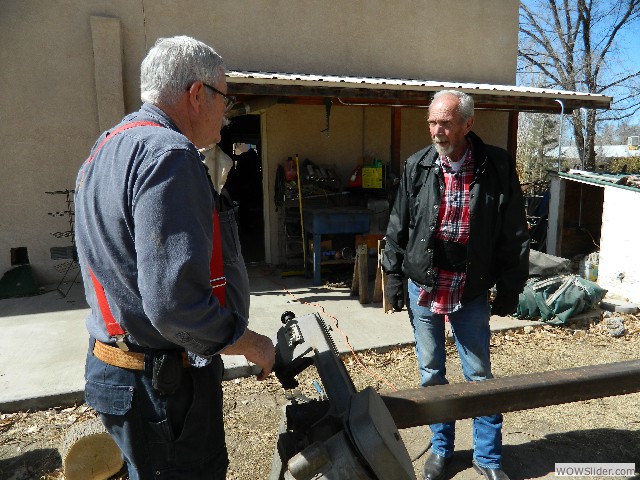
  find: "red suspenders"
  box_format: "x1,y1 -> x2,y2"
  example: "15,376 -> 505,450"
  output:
210,208 -> 227,306
84,121 -> 226,350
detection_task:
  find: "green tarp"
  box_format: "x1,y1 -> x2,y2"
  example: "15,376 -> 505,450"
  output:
515,275 -> 607,325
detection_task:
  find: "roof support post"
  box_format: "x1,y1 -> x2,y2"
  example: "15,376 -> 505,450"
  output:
390,107 -> 402,176
507,111 -> 519,164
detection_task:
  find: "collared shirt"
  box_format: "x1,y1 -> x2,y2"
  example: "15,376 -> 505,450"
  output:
75,103 -> 248,356
418,146 -> 474,313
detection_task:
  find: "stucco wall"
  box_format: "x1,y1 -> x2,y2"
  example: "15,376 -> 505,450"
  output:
0,0 -> 518,285
139,0 -> 518,84
597,187 -> 640,303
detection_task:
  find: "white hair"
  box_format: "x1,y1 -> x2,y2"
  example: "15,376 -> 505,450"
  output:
140,36 -> 224,106
431,90 -> 474,121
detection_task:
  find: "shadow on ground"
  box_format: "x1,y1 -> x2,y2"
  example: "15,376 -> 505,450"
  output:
414,427 -> 640,479
0,287 -> 87,318
0,448 -> 61,479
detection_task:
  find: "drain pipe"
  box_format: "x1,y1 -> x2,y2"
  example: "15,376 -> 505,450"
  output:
579,107 -> 588,171
554,99 -> 564,172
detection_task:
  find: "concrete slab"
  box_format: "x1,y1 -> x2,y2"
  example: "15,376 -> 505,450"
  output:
0,266 -> 542,413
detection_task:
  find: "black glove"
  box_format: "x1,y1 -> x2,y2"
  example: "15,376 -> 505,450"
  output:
491,293 -> 519,317
384,274 -> 404,312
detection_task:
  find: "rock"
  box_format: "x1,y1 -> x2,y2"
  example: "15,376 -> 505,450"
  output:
604,316 -> 625,337
523,326 -> 534,334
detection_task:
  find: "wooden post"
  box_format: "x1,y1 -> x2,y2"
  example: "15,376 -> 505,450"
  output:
390,108 -> 402,176
358,244 -> 370,304
352,244 -> 370,303
373,239 -> 384,303
351,250 -> 360,296
374,239 -> 394,312
382,359 -> 640,429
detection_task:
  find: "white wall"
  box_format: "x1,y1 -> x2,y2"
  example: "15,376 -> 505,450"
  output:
597,187 -> 640,303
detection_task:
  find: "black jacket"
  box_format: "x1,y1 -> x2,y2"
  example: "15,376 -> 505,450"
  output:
382,131 -> 530,305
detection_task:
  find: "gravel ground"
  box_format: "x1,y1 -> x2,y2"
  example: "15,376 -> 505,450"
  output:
1,312 -> 638,479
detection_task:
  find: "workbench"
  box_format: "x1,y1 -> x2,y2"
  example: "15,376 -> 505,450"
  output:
304,208 -> 371,286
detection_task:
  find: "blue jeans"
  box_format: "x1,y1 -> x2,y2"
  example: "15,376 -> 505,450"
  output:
407,280 -> 503,469
85,339 -> 228,479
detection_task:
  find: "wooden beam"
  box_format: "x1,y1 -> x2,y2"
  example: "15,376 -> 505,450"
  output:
381,359 -> 640,429
228,83 -> 609,113
507,111 -> 519,162
390,108 -> 402,175
90,16 -> 125,131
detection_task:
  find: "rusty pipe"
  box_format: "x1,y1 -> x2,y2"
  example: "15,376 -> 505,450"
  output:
382,359 -> 640,429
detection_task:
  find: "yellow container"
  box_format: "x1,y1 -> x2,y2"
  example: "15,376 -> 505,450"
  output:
362,166 -> 383,189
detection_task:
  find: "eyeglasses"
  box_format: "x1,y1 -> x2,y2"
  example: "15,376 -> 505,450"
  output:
202,83 -> 236,112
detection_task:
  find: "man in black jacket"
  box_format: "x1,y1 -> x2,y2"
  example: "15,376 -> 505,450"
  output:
382,90 -> 529,480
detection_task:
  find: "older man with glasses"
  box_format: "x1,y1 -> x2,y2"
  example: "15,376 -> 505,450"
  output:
74,35 -> 274,479
383,90 -> 529,480
202,82 -> 236,112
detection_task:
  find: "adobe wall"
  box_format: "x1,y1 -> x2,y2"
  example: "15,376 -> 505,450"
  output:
0,0 -> 518,284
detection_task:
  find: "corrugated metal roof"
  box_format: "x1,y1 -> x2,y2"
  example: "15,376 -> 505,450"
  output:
226,70 -> 611,112
557,170 -> 640,193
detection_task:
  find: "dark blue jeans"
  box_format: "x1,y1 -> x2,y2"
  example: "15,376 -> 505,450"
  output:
407,280 -> 503,469
85,339 -> 228,479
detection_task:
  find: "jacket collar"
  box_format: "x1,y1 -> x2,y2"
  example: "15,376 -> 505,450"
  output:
138,103 -> 181,133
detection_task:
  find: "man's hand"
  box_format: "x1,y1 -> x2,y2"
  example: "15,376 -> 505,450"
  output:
491,293 -> 519,317
222,329 -> 275,380
384,274 -> 405,312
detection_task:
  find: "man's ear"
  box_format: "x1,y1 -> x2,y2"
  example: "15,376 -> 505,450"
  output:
463,116 -> 475,135
187,82 -> 206,113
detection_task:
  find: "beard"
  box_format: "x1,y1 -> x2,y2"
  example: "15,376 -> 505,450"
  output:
433,136 -> 453,156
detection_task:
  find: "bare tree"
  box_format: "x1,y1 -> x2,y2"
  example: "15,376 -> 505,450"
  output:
597,118 -> 640,144
517,113 -> 559,183
519,0 -> 640,169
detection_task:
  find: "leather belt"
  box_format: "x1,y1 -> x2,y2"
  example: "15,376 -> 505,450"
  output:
93,340 -> 188,370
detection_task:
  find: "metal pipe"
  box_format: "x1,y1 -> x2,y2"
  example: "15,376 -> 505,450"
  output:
555,99 -> 564,172
579,107 -> 588,170
382,359 -> 640,429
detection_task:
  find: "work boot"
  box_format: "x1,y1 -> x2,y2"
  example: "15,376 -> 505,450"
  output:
472,460 -> 510,480
422,450 -> 452,480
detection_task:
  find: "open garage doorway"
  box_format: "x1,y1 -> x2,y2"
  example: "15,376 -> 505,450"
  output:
218,115 -> 265,264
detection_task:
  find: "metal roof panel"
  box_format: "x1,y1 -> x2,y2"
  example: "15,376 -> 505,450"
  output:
227,70 -> 611,110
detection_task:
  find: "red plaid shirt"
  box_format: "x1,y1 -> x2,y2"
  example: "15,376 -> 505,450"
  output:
418,145 -> 474,313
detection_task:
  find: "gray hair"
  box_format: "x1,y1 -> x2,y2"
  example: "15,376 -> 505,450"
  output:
430,90 -> 474,121
140,36 -> 224,105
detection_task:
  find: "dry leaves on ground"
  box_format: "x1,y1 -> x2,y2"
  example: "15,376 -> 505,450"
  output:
1,313 -> 638,479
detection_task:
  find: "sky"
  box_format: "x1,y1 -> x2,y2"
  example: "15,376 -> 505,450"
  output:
518,1 -> 640,130
614,26 -> 640,126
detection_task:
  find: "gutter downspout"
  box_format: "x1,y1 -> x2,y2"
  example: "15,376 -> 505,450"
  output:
554,99 -> 564,172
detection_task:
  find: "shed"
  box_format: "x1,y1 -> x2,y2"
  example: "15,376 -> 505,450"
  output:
547,170 -> 640,303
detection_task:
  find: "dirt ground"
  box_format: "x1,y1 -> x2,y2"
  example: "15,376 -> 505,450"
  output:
1,312 -> 639,480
